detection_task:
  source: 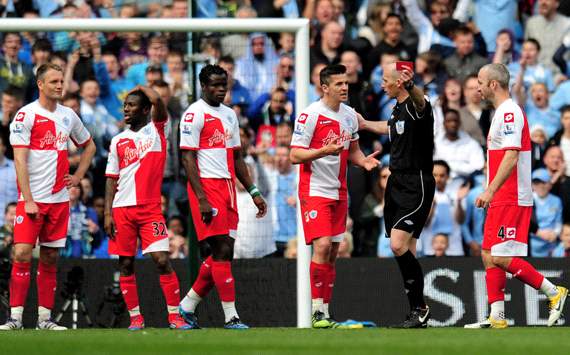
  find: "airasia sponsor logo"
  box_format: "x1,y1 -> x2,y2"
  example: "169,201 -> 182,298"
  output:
39,130 -> 68,149
122,139 -> 153,166
207,129 -> 233,147
321,129 -> 351,147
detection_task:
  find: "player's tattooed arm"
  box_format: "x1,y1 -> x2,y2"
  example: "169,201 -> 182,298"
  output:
104,177 -> 118,239
234,149 -> 267,218
182,150 -> 214,224
131,85 -> 168,122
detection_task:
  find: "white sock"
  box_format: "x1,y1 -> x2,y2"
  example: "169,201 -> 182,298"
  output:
180,289 -> 202,313
167,306 -> 178,315
128,306 -> 141,317
221,301 -> 238,323
540,278 -> 559,298
10,306 -> 23,323
323,303 -> 330,319
490,301 -> 505,320
312,298 -> 323,315
38,306 -> 51,322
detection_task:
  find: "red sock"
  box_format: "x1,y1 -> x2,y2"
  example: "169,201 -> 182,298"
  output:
310,262 -> 328,300
485,267 -> 506,304
192,256 -> 215,297
507,258 -> 544,289
9,262 -> 31,307
37,262 -> 57,310
119,275 -> 140,311
159,272 -> 181,310
211,261 -> 235,302
323,264 -> 336,304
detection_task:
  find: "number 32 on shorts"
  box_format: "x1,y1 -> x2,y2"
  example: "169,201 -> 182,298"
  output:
152,222 -> 167,237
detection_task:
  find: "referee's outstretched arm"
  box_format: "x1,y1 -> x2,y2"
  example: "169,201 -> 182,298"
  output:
356,113 -> 389,135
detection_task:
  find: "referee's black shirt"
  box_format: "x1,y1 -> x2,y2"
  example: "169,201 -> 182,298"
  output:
387,96 -> 434,173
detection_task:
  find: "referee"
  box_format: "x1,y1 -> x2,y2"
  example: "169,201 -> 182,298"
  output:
358,62 -> 435,328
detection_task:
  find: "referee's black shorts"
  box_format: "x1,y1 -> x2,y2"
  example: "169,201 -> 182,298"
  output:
384,170 -> 436,239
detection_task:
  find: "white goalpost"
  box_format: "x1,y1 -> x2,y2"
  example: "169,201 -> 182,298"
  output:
0,17 -> 312,328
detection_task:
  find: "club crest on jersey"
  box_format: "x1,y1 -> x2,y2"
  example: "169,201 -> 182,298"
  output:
63,117 -> 70,127
16,215 -> 24,224
396,120 -> 405,134
298,113 -> 308,124
15,111 -> 25,122
143,126 -> 152,135
184,112 -> 194,122
40,131 -> 68,149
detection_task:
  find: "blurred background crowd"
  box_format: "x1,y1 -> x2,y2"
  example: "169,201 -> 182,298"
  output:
1,0 -> 570,261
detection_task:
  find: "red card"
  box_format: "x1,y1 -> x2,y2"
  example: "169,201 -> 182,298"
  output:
396,61 -> 414,72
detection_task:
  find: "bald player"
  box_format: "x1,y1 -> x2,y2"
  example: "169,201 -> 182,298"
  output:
358,62 -> 435,328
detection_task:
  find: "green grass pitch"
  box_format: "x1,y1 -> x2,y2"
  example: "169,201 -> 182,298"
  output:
1,328 -> 569,355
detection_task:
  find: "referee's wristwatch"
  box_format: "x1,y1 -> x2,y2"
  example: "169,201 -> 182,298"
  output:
404,80 -> 415,91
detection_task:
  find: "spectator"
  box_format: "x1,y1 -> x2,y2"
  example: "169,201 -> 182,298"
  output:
30,38 -> 53,75
550,78 -> 570,111
101,51 -> 131,116
62,185 -> 101,258
530,168 -> 563,257
434,109 -> 485,192
0,85 -> 24,160
167,215 -> 188,259
218,55 -> 252,112
275,54 -> 295,92
531,124 -> 548,170
459,75 -> 487,146
453,0 -> 518,53
271,146 -> 297,257
235,33 -> 279,101
341,51 -> 368,117
308,62 -> 327,103
443,26 -> 488,83
166,0 -> 190,53
508,39 -> 555,92
549,106 -> 570,177
248,87 -> 293,134
0,202 -> 16,259
461,173 -> 486,256
118,32 -> 147,70
401,0 -> 455,54
421,160 -> 466,256
434,78 -> 464,138
542,145 -> 570,223
414,50 -> 446,103
553,31 -> 570,77
275,121 -> 293,147
126,35 -> 169,87
525,0 -> 570,74
309,20 -> 345,70
0,33 -> 33,101
338,231 -> 354,258
277,32 -> 295,57
79,79 -> 120,164
552,223 -> 570,257
164,50 -> 190,109
365,13 -> 416,78
221,5 -> 258,60
0,135 -> 17,226
491,29 -> 520,66
517,83 -> 560,139
431,233 -> 449,257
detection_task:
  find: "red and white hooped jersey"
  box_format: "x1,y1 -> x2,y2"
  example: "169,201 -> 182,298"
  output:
487,98 -> 533,207
290,100 -> 359,200
9,101 -> 91,203
179,99 -> 241,179
105,119 -> 167,208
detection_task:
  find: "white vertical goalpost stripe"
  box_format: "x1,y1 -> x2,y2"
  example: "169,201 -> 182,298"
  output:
0,17 -> 312,328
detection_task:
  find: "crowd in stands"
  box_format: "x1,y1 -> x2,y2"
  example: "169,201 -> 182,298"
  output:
1,0 -> 570,260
